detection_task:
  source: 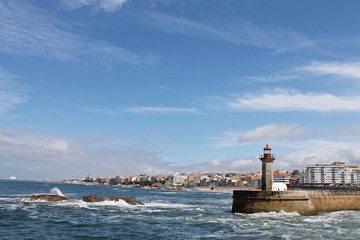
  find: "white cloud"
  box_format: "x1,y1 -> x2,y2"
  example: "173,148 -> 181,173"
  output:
230,159 -> 257,169
0,127 -> 83,162
223,89 -> 360,112
124,106 -> 199,114
61,0 -> 128,12
61,0 -> 95,11
99,0 -> 128,11
277,145 -> 360,170
301,61 -> 360,79
243,75 -> 298,83
0,69 -> 28,114
157,85 -> 170,90
208,124 -> 307,148
72,105 -> 119,116
186,157 -> 259,174
332,124 -> 360,137
211,159 -> 221,166
239,124 -> 306,143
0,1 -> 157,65
143,10 -> 313,53
72,105 -> 199,116
0,126 -> 170,179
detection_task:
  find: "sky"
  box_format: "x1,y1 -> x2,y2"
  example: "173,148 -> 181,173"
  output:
1,0 -> 360,180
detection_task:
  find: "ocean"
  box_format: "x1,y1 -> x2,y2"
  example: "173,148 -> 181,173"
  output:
0,180 -> 359,239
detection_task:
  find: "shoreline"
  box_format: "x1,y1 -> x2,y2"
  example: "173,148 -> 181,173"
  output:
1,178 -> 254,193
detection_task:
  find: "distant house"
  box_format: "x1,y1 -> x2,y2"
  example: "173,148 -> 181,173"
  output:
273,173 -> 292,184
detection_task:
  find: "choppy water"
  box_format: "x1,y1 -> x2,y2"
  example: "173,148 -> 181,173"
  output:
1,180 -> 359,239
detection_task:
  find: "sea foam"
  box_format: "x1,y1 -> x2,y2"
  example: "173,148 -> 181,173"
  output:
50,187 -> 65,196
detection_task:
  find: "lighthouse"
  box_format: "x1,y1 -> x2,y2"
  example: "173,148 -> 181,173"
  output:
259,144 -> 275,191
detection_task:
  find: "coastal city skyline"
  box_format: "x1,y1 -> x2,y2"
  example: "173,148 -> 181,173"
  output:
1,0 -> 360,180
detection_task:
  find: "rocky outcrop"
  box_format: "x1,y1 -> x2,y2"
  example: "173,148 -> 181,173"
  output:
27,194 -> 143,205
30,194 -> 69,201
83,195 -> 144,205
82,195 -> 105,202
107,197 -> 144,205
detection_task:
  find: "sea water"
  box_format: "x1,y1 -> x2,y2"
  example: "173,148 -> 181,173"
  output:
0,180 -> 359,239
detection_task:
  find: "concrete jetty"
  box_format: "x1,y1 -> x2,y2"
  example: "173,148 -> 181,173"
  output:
232,189 -> 360,215
232,145 -> 360,215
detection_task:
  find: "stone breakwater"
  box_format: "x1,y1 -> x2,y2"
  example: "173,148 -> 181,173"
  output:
232,190 -> 360,215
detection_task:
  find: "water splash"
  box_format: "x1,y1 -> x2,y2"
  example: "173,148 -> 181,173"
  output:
50,187 -> 64,196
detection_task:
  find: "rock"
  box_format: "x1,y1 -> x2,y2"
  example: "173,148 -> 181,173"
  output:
107,197 -> 144,205
30,194 -> 69,201
82,195 -> 105,202
82,195 -> 144,205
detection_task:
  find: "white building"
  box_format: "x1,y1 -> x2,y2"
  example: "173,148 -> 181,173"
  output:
273,173 -> 292,184
172,173 -> 187,186
300,162 -> 358,185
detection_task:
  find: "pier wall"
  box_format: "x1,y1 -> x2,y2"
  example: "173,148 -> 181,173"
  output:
232,190 -> 360,215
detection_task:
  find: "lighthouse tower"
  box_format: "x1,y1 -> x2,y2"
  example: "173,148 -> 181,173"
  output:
259,144 -> 275,191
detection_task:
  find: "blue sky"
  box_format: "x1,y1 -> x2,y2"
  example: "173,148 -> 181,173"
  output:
1,0 -> 360,180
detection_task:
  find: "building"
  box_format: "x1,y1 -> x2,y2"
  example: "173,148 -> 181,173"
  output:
273,173 -> 292,184
300,162 -> 358,185
172,173 -> 187,186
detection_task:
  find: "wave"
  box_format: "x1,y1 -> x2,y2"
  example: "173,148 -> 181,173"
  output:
49,187 -> 65,196
236,210 -> 300,219
141,202 -> 193,209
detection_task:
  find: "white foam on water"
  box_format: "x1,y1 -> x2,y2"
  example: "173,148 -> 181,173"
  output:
248,210 -> 300,219
0,197 -> 13,202
142,202 -> 192,209
3,203 -> 19,210
84,199 -> 135,208
140,208 -> 164,213
281,234 -> 292,240
20,197 -> 48,203
53,199 -> 89,208
303,215 -> 340,224
159,192 -> 178,195
50,187 -> 64,196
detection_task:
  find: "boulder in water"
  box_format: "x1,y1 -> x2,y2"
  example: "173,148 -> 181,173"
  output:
82,195 -> 105,202
82,195 -> 143,205
107,197 -> 144,205
30,194 -> 69,201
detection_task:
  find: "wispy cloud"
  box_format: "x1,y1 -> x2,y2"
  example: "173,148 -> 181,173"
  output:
157,85 -> 170,90
142,10 -> 313,53
208,124 -> 307,148
243,75 -> 298,83
72,104 -> 199,115
332,124 -> 360,137
72,105 -> 120,116
124,106 -> 199,114
61,0 -> 129,12
300,61 -> 360,79
0,1 -> 158,65
217,89 -> 360,112
239,124 -> 307,143
0,69 -> 28,115
207,132 -> 242,148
